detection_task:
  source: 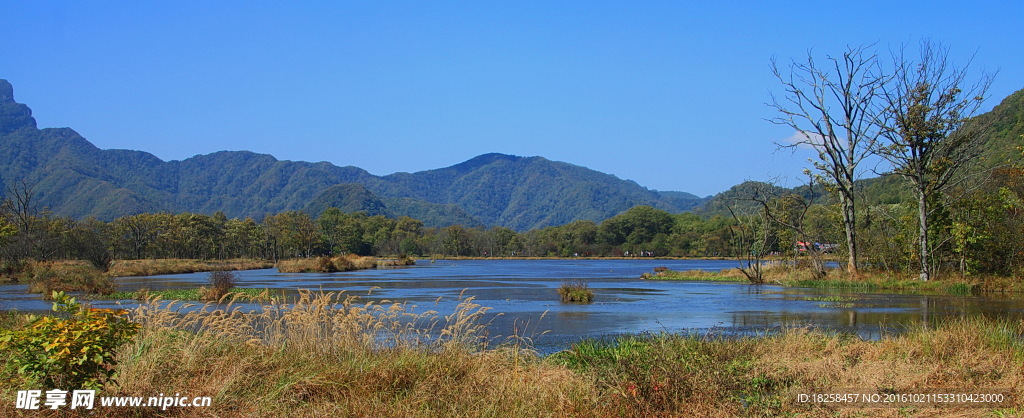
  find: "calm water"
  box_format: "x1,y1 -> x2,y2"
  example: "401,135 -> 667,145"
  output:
3,259 -> 1023,352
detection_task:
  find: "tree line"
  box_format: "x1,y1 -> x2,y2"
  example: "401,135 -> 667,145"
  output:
2,163 -> 1022,280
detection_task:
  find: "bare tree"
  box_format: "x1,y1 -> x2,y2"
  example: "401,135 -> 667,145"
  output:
750,174 -> 829,279
770,45 -> 888,277
1,180 -> 60,261
725,201 -> 774,284
876,41 -> 993,281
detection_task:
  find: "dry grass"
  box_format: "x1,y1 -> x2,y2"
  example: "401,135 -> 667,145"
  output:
106,291 -> 594,416
108,259 -> 273,277
378,255 -> 417,267
644,267 -> 750,282
20,260 -> 116,296
276,255 -> 380,273
552,319 -> 1024,416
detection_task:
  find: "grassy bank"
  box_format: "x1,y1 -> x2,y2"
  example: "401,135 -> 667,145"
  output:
108,258 -> 273,277
0,259 -> 274,299
777,274 -> 1024,295
1,293 -> 1021,416
276,255 -> 415,273
647,265 -> 1024,295
2,260 -> 117,297
106,287 -> 271,302
642,267 -> 750,282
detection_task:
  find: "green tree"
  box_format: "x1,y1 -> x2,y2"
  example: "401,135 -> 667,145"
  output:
442,225 -> 470,256
111,213 -> 162,259
876,41 -> 993,281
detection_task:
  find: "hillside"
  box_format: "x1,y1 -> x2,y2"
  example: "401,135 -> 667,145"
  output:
0,79 -> 705,230
974,88 -> 1024,167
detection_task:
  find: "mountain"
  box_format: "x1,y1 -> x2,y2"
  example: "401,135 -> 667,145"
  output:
373,153 -> 704,230
0,79 -> 705,230
303,183 -> 390,218
973,88 -> 1024,167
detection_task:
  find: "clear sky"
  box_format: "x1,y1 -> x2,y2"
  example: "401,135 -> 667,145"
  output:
2,1 -> 1021,197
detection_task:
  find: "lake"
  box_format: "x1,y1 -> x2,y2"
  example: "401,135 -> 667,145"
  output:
3,259 -> 1023,353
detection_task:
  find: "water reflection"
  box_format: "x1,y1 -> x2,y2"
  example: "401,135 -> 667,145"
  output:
2,259 -> 1022,353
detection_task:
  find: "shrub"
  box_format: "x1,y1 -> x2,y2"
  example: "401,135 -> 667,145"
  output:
0,291 -> 139,389
201,270 -> 238,301
85,248 -> 113,272
0,259 -> 27,278
558,279 -> 595,303
317,255 -> 339,272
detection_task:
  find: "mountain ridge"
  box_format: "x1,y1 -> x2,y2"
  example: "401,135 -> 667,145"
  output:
0,79 -> 706,230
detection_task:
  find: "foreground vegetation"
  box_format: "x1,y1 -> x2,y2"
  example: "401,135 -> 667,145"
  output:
1,291 -> 1021,416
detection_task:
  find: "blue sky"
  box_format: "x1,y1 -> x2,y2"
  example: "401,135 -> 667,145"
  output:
2,1 -> 1021,197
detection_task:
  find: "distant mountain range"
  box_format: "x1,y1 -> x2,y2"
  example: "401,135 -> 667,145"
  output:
0,79 -> 706,230
4,79 -> 1020,230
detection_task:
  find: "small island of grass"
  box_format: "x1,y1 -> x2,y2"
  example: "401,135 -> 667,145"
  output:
641,267 -> 750,283
558,279 -> 595,303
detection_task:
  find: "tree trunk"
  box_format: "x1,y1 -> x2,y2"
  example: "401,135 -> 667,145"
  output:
839,192 -> 859,278
917,188 -> 931,281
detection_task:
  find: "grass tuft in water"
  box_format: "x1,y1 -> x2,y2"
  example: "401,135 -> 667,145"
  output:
558,279 -> 594,303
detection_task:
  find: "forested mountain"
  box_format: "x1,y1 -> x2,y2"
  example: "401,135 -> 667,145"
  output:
375,153 -> 704,230
974,88 -> 1024,167
0,79 -> 705,230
